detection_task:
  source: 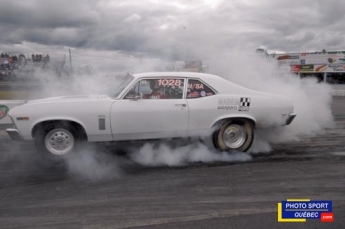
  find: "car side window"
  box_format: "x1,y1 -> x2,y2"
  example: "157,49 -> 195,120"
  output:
187,79 -> 215,99
124,78 -> 185,99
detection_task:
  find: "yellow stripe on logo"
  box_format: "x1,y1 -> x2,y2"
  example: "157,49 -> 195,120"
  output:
277,203 -> 306,222
286,199 -> 310,202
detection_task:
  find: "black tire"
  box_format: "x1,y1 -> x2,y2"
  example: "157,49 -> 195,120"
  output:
213,119 -> 254,152
34,122 -> 85,163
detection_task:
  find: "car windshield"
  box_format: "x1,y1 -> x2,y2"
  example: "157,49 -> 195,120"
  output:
111,74 -> 134,98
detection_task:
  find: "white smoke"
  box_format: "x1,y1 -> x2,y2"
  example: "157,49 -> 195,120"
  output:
64,146 -> 122,181
1,47 -> 335,178
208,52 -> 334,153
129,141 -> 252,166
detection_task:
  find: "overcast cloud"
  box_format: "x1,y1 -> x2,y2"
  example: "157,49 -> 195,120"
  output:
0,0 -> 344,60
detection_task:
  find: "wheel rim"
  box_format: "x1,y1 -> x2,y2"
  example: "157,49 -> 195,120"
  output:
45,128 -> 74,155
222,124 -> 247,149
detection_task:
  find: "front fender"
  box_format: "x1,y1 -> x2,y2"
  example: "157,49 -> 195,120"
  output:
31,117 -> 88,138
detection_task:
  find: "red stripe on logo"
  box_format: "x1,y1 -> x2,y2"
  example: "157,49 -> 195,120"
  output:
320,213 -> 334,222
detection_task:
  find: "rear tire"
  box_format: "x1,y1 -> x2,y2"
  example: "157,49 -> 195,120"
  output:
34,122 -> 85,164
213,119 -> 254,152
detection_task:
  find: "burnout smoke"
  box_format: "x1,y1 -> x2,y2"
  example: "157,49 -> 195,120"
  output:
129,141 -> 252,166
64,146 -> 121,181
208,52 -> 334,153
3,46 -> 334,175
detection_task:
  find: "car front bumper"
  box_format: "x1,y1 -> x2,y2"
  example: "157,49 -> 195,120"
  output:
285,113 -> 297,125
6,128 -> 24,141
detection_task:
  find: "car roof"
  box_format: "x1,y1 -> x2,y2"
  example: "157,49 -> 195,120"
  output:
131,71 -> 254,95
132,72 -> 220,81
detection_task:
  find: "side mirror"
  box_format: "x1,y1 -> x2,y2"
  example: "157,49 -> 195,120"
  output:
125,90 -> 141,100
133,95 -> 141,100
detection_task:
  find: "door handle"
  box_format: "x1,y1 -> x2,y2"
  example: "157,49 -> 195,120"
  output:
175,104 -> 186,107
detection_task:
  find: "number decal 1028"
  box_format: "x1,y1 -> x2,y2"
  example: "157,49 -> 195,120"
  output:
157,79 -> 182,87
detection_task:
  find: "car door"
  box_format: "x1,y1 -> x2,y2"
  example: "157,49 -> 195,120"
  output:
110,77 -> 188,141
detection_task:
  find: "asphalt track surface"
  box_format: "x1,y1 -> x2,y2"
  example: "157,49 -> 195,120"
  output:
0,98 -> 345,229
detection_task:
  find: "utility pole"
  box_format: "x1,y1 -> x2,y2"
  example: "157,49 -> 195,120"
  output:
69,49 -> 72,72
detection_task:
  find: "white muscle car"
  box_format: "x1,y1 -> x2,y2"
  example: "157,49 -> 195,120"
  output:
5,72 -> 296,161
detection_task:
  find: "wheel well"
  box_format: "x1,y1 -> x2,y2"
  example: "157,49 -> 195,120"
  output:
212,118 -> 256,130
32,120 -> 88,140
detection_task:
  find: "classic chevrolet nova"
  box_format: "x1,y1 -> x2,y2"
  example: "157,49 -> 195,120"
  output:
5,72 -> 296,161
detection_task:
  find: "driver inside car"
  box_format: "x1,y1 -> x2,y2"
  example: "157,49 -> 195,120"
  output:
142,80 -> 167,99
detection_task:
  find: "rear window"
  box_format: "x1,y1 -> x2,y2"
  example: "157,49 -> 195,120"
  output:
187,79 -> 215,99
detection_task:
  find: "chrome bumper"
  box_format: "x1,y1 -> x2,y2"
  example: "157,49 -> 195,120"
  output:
6,128 -> 23,141
285,113 -> 297,125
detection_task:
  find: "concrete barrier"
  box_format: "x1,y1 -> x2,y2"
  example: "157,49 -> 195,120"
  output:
331,85 -> 345,96
331,90 -> 345,97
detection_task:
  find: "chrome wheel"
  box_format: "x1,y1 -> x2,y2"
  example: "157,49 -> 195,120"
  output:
45,128 -> 74,155
222,124 -> 247,149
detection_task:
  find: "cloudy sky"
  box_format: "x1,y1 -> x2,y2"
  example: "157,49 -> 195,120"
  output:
0,0 -> 343,61
0,0 -> 335,139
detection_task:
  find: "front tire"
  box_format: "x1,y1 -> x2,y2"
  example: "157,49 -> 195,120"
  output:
213,119 -> 254,152
34,122 -> 85,163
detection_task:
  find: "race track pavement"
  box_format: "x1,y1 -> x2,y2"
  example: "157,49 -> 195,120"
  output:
0,98 -> 344,229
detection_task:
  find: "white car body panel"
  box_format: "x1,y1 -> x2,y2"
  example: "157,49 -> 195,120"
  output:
110,99 -> 188,140
5,72 -> 296,143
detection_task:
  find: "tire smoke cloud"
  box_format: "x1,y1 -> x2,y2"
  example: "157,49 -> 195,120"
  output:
64,147 -> 122,181
208,52 -> 334,153
129,141 -> 251,166
0,47 -> 335,180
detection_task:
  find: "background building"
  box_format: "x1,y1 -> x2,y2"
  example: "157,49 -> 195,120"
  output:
257,47 -> 345,84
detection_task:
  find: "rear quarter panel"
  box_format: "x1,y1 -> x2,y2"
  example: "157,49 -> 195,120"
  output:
187,92 -> 293,135
186,94 -> 256,136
